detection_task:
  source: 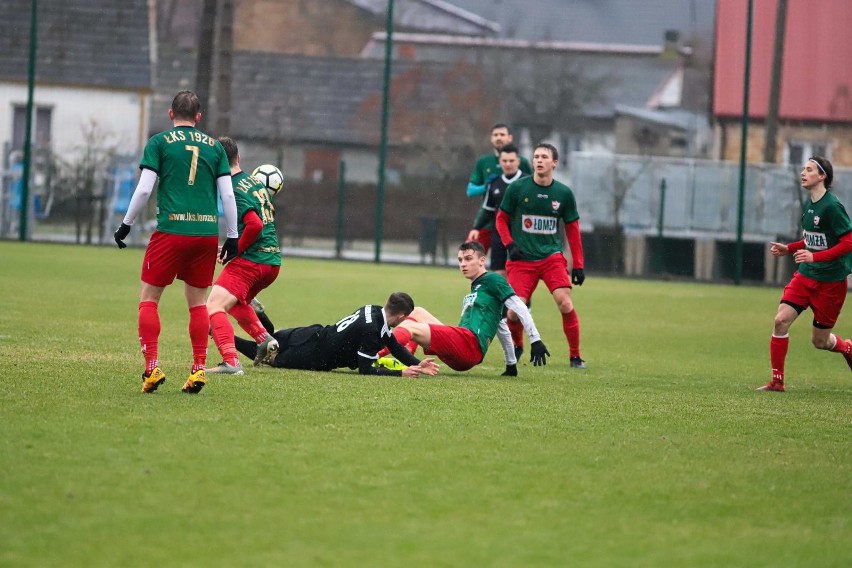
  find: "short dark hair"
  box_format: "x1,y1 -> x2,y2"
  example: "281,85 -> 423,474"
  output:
534,142 -> 559,162
171,90 -> 201,121
809,156 -> 834,189
459,240 -> 486,256
499,143 -> 520,156
385,292 -> 415,317
218,136 -> 239,166
491,122 -> 511,133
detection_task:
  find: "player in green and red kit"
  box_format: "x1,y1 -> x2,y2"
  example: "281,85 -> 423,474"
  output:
466,124 -> 532,253
205,137 -> 283,376
495,142 -> 587,369
759,156 -> 852,392
113,90 -> 239,394
387,241 -> 549,375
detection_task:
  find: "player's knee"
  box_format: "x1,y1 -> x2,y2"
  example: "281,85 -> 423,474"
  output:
812,335 -> 832,350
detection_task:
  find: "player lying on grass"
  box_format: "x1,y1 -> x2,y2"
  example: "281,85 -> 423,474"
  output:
232,292 -> 439,377
382,241 -> 550,376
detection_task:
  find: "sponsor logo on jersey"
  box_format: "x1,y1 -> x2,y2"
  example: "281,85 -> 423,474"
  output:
813,215 -> 820,227
522,215 -> 558,234
551,200 -> 560,212
803,230 -> 828,250
462,292 -> 477,314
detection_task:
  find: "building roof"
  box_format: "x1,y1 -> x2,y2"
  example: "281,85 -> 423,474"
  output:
448,0 -> 716,46
0,0 -> 151,90
348,0 -> 500,35
153,49 -> 468,147
714,0 -> 852,123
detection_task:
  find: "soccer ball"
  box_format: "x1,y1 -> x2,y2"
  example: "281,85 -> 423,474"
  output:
251,164 -> 284,195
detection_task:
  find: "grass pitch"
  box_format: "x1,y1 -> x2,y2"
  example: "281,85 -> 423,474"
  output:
0,241 -> 849,567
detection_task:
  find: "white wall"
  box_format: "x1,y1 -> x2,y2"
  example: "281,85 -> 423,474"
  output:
0,83 -> 148,161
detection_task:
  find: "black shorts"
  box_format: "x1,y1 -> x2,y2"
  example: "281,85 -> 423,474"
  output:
490,230 -> 507,271
271,325 -> 329,370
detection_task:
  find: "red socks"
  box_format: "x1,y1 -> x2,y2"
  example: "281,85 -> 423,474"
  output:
770,334 -> 789,383
508,318 -> 524,348
188,305 -> 209,372
562,310 -> 581,359
830,333 -> 852,356
229,302 -> 269,343
138,301 -> 160,373
210,311 -> 240,367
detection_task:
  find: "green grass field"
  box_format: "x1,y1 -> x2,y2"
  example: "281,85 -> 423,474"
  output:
0,241 -> 849,567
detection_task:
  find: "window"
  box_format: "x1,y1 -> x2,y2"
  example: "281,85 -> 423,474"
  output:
11,104 -> 52,150
786,140 -> 829,166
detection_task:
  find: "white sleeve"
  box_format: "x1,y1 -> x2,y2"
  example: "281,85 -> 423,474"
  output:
504,295 -> 541,344
496,318 -> 517,365
217,175 -> 239,238
122,168 -> 158,226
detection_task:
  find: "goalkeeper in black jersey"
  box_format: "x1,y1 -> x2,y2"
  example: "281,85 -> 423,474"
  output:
234,292 -> 439,377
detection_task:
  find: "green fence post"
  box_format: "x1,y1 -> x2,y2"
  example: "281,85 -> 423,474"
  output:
654,178 -> 666,273
335,160 -> 346,259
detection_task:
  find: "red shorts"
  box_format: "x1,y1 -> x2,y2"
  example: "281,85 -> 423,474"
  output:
424,324 -> 483,372
475,228 -> 493,254
506,252 -> 572,300
141,231 -> 218,288
781,272 -> 848,328
214,257 -> 281,304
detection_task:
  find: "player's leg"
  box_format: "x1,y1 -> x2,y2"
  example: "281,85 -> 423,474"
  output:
250,296 -> 276,334
379,307 -> 442,357
490,229 -> 508,278
760,303 -> 800,391
808,279 -> 852,370
505,259 -> 538,356
177,235 -> 218,393
241,265 -> 281,365
138,231 -> 179,393
206,284 -> 244,375
541,254 -> 583,368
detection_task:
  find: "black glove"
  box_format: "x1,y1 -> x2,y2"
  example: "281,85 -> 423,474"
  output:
571,268 -> 585,286
507,242 -> 525,261
219,237 -> 239,265
114,223 -> 131,249
530,340 -> 550,366
501,364 -> 518,377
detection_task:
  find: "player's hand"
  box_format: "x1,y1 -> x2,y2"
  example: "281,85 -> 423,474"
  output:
418,358 -> 440,376
501,363 -> 518,377
571,268 -> 585,286
770,242 -> 790,257
793,249 -> 814,264
467,229 -> 480,242
530,340 -> 550,366
113,223 -> 131,249
219,237 -> 239,265
507,242 -> 525,261
402,365 -> 423,378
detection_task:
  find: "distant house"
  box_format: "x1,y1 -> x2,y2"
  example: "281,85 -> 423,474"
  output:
0,0 -> 152,164
714,0 -> 852,166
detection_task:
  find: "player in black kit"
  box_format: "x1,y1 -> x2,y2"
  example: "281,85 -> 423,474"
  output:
233,292 -> 439,377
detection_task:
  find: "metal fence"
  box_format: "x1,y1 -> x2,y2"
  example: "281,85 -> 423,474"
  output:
569,152 -> 852,241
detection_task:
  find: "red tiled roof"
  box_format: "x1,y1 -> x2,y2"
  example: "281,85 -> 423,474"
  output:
714,0 -> 852,122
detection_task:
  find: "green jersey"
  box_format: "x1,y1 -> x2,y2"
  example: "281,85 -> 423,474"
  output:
232,171 -> 281,266
469,153 -> 532,187
499,176 -> 579,261
798,191 -> 852,282
458,271 -> 517,356
140,126 -> 231,236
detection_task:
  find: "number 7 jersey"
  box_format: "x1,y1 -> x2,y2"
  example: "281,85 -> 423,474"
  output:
140,125 -> 231,236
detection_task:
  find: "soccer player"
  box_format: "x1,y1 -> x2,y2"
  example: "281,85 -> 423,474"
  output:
466,144 -> 528,277
466,123 -> 532,199
113,90 -> 239,394
389,241 -> 549,375
205,137 -> 282,378
759,156 -> 852,392
234,293 -> 440,377
495,142 -> 586,369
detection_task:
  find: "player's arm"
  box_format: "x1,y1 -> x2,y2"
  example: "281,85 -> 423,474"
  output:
565,219 -> 586,285
496,318 -> 518,376
504,295 -> 549,365
114,168 -> 158,248
217,175 -> 238,239
803,232 -> 852,263
466,160 -> 487,197
237,210 -> 263,253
